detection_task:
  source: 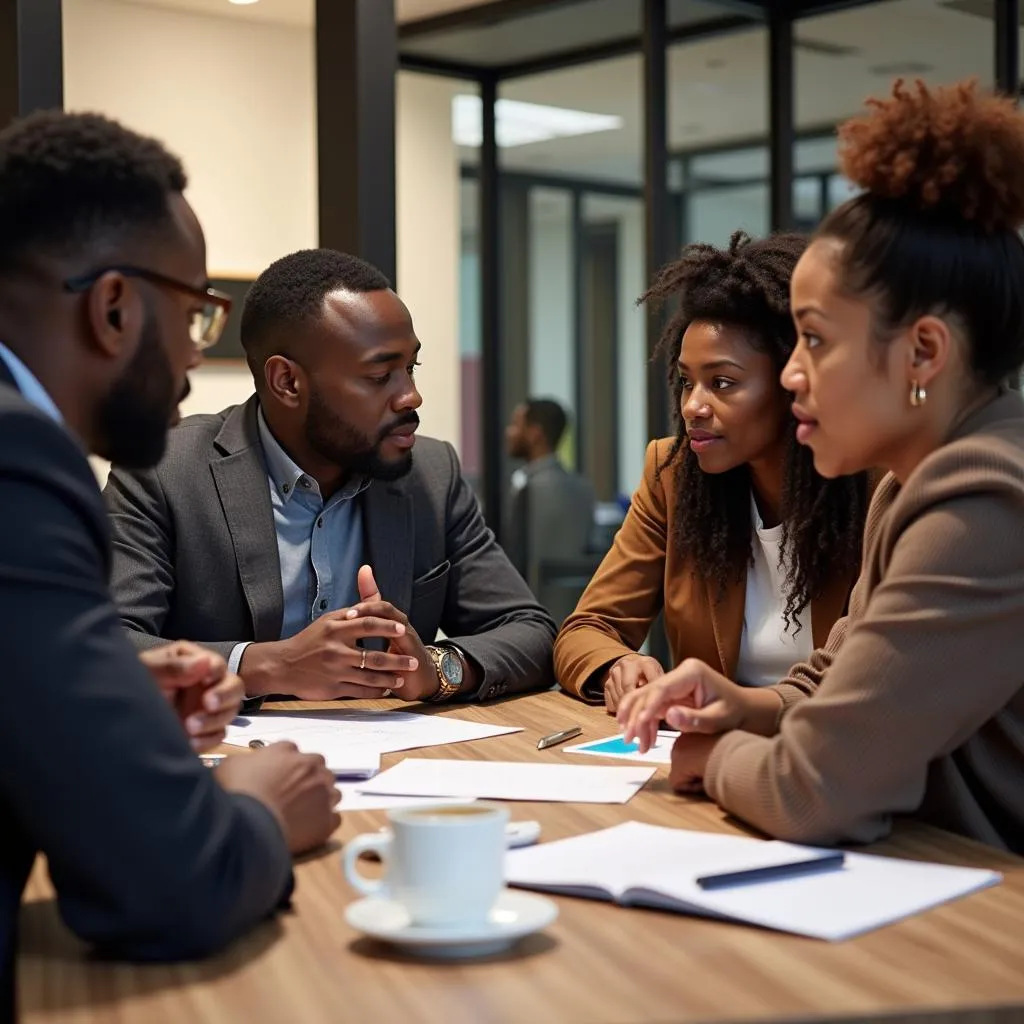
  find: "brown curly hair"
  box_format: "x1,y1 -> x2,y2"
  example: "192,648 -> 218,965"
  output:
820,79 -> 1024,384
641,231 -> 869,629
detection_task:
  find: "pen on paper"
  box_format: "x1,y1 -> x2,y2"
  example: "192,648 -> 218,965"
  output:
537,726 -> 583,750
695,852 -> 846,890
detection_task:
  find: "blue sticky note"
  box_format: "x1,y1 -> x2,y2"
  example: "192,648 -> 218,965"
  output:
578,737 -> 641,755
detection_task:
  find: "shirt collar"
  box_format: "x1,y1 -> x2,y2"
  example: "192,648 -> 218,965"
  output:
256,405 -> 368,504
524,453 -> 560,476
0,342 -> 63,424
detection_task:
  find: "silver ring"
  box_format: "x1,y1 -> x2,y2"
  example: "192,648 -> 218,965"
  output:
360,649 -> 367,670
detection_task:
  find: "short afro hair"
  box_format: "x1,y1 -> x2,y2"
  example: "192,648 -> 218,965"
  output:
524,398 -> 568,451
240,248 -> 391,383
0,110 -> 187,270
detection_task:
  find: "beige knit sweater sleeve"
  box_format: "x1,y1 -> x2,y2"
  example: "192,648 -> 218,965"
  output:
704,438 -> 1024,846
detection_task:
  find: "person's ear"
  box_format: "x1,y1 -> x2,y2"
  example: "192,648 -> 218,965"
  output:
86,271 -> 143,362
264,355 -> 304,409
903,314 -> 953,394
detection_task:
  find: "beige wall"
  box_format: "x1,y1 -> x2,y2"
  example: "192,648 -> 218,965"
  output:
64,0 -> 462,484
396,72 -> 461,446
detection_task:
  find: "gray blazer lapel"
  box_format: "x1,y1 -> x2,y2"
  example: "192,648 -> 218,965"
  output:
210,398 -> 283,641
363,481 -> 414,614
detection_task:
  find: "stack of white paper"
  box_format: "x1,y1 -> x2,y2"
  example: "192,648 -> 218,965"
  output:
224,710 -> 521,776
358,758 -> 655,804
335,783 -> 477,813
504,821 -> 1002,940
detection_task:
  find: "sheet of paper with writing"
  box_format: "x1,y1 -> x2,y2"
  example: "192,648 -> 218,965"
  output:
224,710 -> 521,773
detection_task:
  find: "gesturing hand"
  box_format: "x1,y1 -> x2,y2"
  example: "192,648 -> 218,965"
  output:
140,641 -> 243,753
342,565 -> 442,702
603,654 -> 665,714
616,657 -> 751,753
239,607 -> 421,700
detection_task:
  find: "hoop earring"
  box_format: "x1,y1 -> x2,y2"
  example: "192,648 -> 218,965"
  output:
910,380 -> 927,407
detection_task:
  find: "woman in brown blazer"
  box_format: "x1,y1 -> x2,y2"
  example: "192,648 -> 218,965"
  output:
556,232 -> 870,710
619,81 -> 1024,854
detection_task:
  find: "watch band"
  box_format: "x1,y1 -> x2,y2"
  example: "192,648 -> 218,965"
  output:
426,644 -> 462,703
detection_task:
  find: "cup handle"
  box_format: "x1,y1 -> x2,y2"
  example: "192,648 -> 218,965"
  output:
342,833 -> 391,898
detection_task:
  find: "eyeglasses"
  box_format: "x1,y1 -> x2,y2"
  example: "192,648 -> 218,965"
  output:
63,266 -> 233,350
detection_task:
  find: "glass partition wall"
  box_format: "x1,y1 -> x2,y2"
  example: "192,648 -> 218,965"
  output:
402,0 -> 1021,620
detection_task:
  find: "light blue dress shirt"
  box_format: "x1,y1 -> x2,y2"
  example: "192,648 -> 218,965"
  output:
0,342 -> 63,423
228,410 -> 370,673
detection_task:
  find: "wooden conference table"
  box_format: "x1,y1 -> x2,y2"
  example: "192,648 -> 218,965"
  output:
18,690 -> 1024,1024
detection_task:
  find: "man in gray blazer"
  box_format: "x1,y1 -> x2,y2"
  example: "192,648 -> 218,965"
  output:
104,249 -> 556,707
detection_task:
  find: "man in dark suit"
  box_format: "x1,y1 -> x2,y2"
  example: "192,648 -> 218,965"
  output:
104,249 -> 556,707
0,112 -> 338,1019
504,398 -> 596,593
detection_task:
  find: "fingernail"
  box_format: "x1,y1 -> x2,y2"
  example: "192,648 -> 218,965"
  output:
395,624 -> 406,635
204,693 -> 220,712
406,658 -> 418,670
393,677 -> 404,688
346,608 -> 358,619
187,714 -> 204,734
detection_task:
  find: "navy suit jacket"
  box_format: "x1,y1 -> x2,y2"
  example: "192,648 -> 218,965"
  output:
0,369 -> 293,1020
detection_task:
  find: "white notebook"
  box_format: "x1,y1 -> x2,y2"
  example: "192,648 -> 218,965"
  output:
503,821 -> 1001,941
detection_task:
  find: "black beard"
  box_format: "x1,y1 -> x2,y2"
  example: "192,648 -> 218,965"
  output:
96,312 -> 180,468
305,386 -> 418,482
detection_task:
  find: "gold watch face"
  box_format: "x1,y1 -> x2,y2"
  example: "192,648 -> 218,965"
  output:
439,649 -> 463,688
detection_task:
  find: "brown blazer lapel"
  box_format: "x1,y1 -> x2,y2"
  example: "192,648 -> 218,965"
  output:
706,574 -> 746,678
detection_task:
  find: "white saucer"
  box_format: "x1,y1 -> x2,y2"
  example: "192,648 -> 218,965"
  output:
345,889 -> 558,958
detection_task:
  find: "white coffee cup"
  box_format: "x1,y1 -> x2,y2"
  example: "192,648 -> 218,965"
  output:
342,802 -> 509,928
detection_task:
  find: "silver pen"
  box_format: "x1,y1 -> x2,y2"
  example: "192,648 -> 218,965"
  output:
537,726 -> 582,750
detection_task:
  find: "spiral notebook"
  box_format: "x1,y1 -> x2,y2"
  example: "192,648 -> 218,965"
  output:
504,821 -> 1001,941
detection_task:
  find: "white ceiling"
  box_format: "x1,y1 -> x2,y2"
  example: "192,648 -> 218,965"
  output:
103,0 -> 1020,186
483,0 -> 1013,184
111,0 -> 494,28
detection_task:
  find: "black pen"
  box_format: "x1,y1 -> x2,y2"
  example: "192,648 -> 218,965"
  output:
695,851 -> 846,890
537,726 -> 583,750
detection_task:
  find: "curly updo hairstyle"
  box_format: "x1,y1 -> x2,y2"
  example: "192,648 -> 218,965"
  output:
641,231 -> 869,629
819,79 -> 1024,384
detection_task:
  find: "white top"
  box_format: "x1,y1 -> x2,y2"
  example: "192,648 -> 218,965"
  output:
734,496 -> 813,687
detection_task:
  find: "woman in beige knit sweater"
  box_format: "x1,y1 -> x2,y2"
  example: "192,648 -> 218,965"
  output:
618,79 -> 1024,854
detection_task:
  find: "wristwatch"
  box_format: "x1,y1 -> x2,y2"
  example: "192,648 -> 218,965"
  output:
426,644 -> 465,702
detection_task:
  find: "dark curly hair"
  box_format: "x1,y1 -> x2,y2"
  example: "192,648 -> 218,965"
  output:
240,248 -> 391,385
641,230 -> 868,629
0,110 -> 187,271
820,79 -> 1024,386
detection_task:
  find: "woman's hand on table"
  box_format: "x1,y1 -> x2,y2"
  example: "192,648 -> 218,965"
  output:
603,654 -> 665,714
616,657 -> 752,753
